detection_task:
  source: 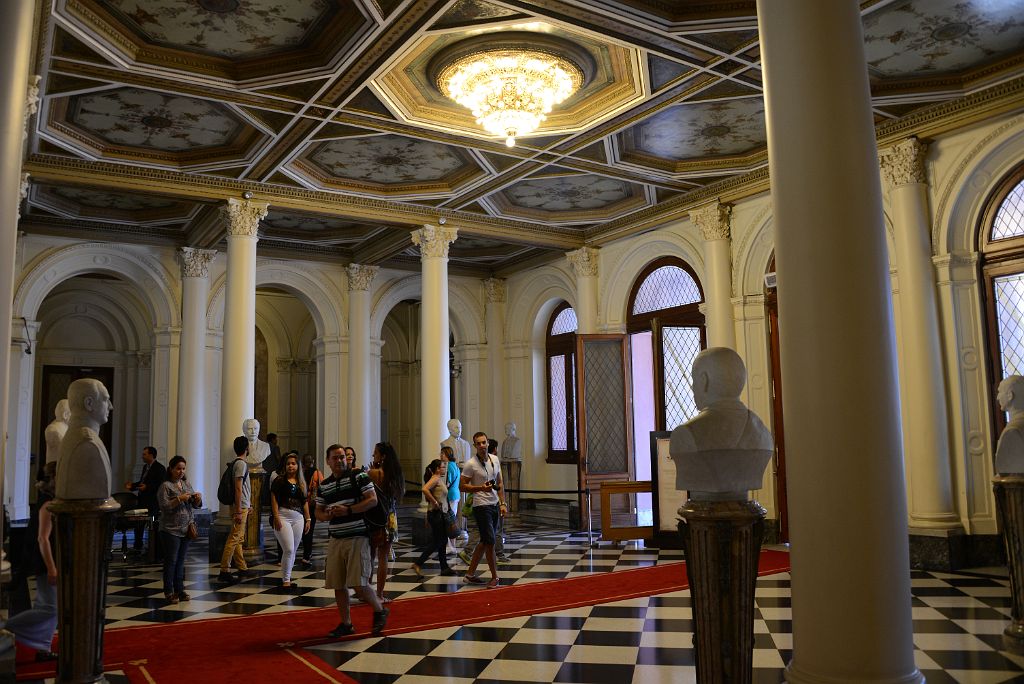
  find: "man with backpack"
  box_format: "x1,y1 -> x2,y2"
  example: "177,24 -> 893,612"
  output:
316,443 -> 388,638
217,435 -> 254,583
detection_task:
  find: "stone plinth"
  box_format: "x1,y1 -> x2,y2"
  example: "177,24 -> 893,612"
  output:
994,475 -> 1024,650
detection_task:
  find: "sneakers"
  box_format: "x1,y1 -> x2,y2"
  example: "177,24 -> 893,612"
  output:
497,555 -> 512,566
215,571 -> 235,584
178,591 -> 191,602
328,622 -> 354,638
165,592 -> 179,605
371,608 -> 389,636
236,569 -> 254,580
463,573 -> 485,585
458,549 -> 472,565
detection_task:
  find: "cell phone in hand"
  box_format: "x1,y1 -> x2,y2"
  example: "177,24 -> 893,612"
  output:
485,480 -> 496,490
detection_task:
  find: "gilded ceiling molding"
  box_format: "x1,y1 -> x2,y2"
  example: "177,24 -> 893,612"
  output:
879,138 -> 928,190
689,201 -> 732,241
346,263 -> 379,291
412,224 -> 458,258
178,247 -> 217,279
484,277 -> 507,303
223,198 -> 269,238
566,246 -> 599,277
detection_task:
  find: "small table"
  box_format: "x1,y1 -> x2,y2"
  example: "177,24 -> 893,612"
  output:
118,513 -> 149,562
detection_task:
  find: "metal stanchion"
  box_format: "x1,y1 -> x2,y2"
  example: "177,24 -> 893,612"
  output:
585,488 -> 595,547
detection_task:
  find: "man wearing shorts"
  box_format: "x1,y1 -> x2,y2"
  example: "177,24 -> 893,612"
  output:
461,431 -> 507,589
315,444 -> 388,637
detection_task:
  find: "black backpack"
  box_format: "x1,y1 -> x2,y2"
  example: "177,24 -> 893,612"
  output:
217,458 -> 248,506
349,473 -> 391,531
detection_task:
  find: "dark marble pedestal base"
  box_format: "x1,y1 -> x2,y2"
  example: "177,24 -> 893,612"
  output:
909,529 -> 1004,571
994,476 -> 1024,651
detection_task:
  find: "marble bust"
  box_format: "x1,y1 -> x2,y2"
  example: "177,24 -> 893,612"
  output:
669,347 -> 773,500
56,379 -> 113,500
500,422 -> 522,462
243,417 -> 270,467
996,375 -> 1024,474
441,419 -> 471,466
44,399 -> 70,465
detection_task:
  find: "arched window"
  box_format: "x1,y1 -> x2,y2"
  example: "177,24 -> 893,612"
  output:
981,165 -> 1024,435
627,257 -> 706,430
546,302 -> 578,462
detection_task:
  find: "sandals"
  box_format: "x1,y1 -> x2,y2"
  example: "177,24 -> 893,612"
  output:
411,563 -> 424,579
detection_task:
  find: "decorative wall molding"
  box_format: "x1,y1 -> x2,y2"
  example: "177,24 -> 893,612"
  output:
484,277 -> 507,304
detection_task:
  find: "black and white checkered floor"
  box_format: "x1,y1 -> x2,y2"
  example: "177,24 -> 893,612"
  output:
80,516 -> 1024,682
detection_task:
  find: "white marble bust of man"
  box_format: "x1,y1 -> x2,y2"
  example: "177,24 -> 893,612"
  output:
669,347 -> 773,500
441,419 -> 471,466
56,378 -> 113,500
243,418 -> 271,467
996,375 -> 1024,474
45,399 -> 70,465
500,422 -> 522,462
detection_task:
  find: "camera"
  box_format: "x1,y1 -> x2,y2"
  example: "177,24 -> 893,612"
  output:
484,479 -> 496,489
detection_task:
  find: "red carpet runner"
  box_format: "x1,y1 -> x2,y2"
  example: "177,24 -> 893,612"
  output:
19,550 -> 790,683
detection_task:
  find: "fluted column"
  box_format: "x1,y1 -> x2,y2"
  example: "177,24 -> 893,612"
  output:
566,247 -> 599,334
177,247 -> 217,496
485,277 -> 507,436
756,1 -> 921,682
413,224 -> 457,474
219,199 -> 268,468
346,263 -> 378,462
691,202 -> 737,349
881,138 -> 960,533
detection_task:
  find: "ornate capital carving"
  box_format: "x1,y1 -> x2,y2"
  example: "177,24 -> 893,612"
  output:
17,173 -> 29,220
689,201 -> 732,241
137,352 -> 152,369
276,358 -> 294,373
178,247 -> 217,278
223,198 -> 268,238
880,137 -> 928,189
346,263 -> 379,291
412,224 -> 458,258
484,277 -> 507,303
23,75 -> 40,143
566,247 -> 599,278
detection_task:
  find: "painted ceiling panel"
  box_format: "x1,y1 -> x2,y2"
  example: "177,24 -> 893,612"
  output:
503,176 -> 638,211
626,98 -> 765,160
305,134 -> 478,185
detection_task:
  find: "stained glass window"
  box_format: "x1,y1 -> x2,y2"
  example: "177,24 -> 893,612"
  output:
551,306 -> 578,335
992,179 -> 1024,241
632,266 -> 702,315
994,273 -> 1024,377
663,327 -> 702,426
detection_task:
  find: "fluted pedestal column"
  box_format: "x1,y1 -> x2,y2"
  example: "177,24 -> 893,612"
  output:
678,498 -> 766,683
484,278 -> 507,436
347,264 -> 378,460
881,139 -> 960,546
413,224 -> 457,476
211,199 -> 267,562
244,465 -> 265,562
567,247 -> 599,334
177,248 -> 216,496
51,497 -> 120,684
756,1 -> 920,681
691,202 -> 736,349
994,476 -> 1024,650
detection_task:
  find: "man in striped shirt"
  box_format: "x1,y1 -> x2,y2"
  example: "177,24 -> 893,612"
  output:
315,443 -> 388,637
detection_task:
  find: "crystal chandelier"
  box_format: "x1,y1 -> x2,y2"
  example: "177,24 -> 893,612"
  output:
438,49 -> 584,147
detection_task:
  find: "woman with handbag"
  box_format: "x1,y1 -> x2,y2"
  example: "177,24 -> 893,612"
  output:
157,455 -> 202,604
368,442 -> 405,603
411,458 -> 457,578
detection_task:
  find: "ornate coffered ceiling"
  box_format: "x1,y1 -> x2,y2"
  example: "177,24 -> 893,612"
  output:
21,0 -> 1024,276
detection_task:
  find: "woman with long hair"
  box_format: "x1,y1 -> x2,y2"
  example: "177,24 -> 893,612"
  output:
411,457 -> 456,578
368,441 -> 404,603
270,453 -> 310,587
157,456 -> 202,604
299,452 -> 322,568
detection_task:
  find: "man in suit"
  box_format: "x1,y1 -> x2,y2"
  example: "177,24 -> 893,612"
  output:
124,445 -> 166,551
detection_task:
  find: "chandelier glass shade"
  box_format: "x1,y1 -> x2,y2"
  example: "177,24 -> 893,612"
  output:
438,49 -> 584,147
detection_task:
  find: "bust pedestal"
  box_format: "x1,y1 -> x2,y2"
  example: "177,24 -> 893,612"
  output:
994,475 -> 1024,651
244,465 -> 265,563
678,497 -> 766,683
50,497 -> 120,684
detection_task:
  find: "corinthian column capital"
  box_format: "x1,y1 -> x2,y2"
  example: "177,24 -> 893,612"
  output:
178,247 -> 217,278
346,263 -> 379,291
412,224 -> 458,258
17,173 -> 29,220
566,247 -> 599,277
484,277 -> 507,303
223,198 -> 268,237
880,137 -> 928,190
690,201 -> 732,241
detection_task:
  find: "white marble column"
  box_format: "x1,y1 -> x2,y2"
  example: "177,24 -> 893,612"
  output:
756,1 -> 921,682
485,277 -> 507,436
691,201 -> 737,349
413,224 -> 457,473
346,263 -> 378,462
6,317 -> 37,522
219,199 -> 268,463
0,1 -> 36,571
881,138 -> 960,533
566,247 -> 599,334
177,247 -> 216,496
